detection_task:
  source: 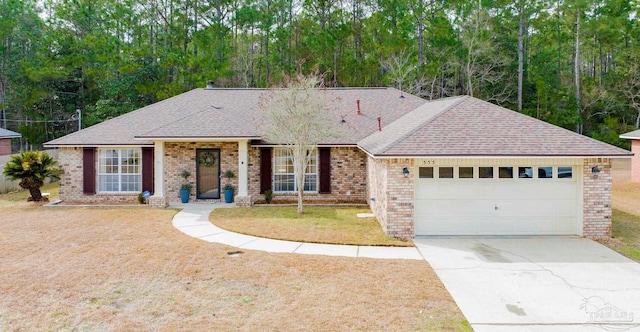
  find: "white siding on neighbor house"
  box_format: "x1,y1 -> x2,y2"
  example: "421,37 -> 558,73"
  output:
413,158 -> 583,236
0,150 -> 59,194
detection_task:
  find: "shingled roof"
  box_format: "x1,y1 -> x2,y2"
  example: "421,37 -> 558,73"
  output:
44,87 -> 425,146
358,95 -> 631,157
620,129 -> 640,140
45,89 -> 630,158
0,128 -> 21,139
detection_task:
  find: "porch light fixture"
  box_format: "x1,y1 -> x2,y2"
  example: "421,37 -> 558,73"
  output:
402,167 -> 410,178
591,166 -> 601,174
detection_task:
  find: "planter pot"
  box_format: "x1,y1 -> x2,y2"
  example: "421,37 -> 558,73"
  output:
179,189 -> 190,203
224,189 -> 234,203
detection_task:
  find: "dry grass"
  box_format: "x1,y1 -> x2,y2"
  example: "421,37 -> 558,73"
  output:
210,206 -> 413,247
0,202 -> 469,331
608,159 -> 640,261
612,158 -> 640,216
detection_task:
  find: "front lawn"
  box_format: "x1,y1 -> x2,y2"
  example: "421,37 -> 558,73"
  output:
0,181 -> 59,207
210,206 -> 413,247
605,209 -> 640,262
0,201 -> 469,330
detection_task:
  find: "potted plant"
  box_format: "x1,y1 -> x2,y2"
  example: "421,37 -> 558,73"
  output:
179,169 -> 192,203
223,170 -> 235,203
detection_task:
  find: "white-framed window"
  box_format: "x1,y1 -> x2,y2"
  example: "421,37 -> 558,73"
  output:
273,148 -> 317,192
98,148 -> 141,192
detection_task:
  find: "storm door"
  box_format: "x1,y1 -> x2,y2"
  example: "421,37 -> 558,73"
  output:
196,149 -> 220,199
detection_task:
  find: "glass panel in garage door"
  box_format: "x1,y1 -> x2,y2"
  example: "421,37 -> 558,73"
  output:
558,167 -> 573,178
439,167 -> 453,178
479,167 -> 494,178
459,167 -> 474,178
518,167 -> 533,178
419,167 -> 434,178
538,167 -> 553,178
498,167 -> 513,178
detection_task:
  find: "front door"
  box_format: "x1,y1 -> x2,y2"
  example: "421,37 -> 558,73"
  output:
196,149 -> 220,199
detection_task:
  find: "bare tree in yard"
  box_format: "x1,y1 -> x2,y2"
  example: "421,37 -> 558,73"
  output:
260,72 -> 340,214
380,50 -> 415,93
617,52 -> 640,128
459,7 -> 514,104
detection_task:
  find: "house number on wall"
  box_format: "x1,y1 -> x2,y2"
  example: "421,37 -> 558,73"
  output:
422,160 -> 436,165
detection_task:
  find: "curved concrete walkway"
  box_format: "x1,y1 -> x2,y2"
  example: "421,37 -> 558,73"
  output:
170,202 -> 424,260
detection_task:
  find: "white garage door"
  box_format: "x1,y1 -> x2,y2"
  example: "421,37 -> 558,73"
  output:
414,163 -> 580,236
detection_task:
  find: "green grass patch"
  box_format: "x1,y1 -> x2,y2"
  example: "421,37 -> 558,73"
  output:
210,206 -> 413,247
0,182 -> 59,206
610,209 -> 640,261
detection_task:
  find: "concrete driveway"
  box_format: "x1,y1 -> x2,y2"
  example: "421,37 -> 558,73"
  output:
414,238 -> 640,331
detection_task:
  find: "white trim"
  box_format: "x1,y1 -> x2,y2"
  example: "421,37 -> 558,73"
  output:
272,147 -> 319,193
154,141 -> 164,197
254,144 -> 358,148
576,165 -> 584,237
366,154 -> 631,159
96,148 -> 142,193
133,137 -> 261,142
238,140 -> 249,196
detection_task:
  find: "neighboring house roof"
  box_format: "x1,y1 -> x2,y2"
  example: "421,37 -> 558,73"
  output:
620,129 -> 640,140
0,128 -> 21,139
358,95 -> 631,157
44,88 -> 425,146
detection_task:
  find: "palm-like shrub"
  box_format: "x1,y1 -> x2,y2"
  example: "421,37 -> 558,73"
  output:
3,150 -> 60,201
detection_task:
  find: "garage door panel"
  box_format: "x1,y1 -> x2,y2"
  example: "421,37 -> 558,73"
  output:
414,166 -> 579,236
417,182 -> 576,201
416,200 -> 496,218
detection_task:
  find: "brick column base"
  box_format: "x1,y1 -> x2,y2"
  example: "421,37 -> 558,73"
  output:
235,195 -> 252,207
149,195 -> 168,208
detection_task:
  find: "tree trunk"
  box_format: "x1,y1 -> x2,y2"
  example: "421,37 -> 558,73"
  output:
574,11 -> 581,133
517,1 -> 525,112
21,181 -> 43,202
28,186 -> 43,201
294,148 -> 306,215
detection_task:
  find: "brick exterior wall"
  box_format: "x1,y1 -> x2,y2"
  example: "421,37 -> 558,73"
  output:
366,157 -> 388,231
366,156 -> 415,239
632,140 -> 640,183
248,146 -> 367,203
583,158 -> 612,239
0,138 -> 11,156
57,147 -> 139,204
164,142 -> 239,203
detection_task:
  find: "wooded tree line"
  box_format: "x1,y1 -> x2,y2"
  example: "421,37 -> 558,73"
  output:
0,0 -> 638,148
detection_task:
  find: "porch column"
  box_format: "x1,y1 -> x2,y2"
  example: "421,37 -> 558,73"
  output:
238,140 -> 249,196
149,140 -> 166,207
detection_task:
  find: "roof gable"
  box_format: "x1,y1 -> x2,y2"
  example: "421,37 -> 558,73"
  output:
0,128 -> 21,139
359,96 -> 631,157
44,87 -> 426,146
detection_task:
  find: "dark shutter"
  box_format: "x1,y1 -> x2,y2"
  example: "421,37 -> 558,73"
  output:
142,147 -> 154,194
319,147 -> 331,194
82,147 -> 96,194
260,147 -> 272,194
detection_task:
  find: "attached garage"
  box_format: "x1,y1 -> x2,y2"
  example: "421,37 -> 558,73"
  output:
413,159 -> 582,236
359,96 -> 631,239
